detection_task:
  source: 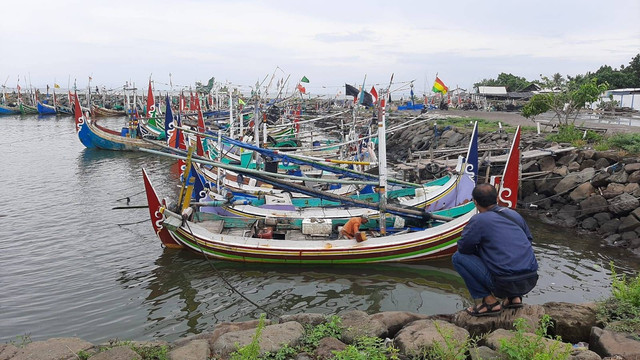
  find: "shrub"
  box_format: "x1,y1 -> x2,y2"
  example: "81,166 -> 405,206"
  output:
422,321 -> 475,360
498,315 -> 571,360
604,133 -> 640,154
597,262 -> 640,336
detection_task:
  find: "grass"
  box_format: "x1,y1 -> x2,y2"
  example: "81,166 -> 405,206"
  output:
597,262 -> 640,338
421,321 -> 476,360
497,315 -> 571,360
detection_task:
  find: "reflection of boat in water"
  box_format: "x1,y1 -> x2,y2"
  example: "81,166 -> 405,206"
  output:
117,249 -> 469,337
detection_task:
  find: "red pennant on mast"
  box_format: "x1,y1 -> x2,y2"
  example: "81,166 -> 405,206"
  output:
146,79 -> 155,118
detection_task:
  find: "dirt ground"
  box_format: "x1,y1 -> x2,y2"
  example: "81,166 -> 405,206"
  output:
429,109 -> 640,134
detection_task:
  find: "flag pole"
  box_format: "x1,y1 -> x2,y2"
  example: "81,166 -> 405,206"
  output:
378,73 -> 393,235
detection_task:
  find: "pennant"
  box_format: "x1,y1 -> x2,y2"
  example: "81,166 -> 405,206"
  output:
300,76 -> 309,83
238,98 -> 246,105
432,76 -> 449,94
296,83 -> 306,94
345,84 -> 359,97
370,86 -> 378,104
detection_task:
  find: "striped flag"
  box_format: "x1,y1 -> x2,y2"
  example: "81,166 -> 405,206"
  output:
432,76 -> 449,94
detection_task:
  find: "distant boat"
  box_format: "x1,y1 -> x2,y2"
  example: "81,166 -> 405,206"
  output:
0,104 -> 20,115
37,101 -> 57,115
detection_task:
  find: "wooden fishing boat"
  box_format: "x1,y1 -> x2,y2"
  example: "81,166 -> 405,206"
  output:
141,126 -> 519,264
37,101 -> 57,115
0,104 -> 20,115
20,103 -> 39,115
73,93 -> 163,151
91,104 -> 126,117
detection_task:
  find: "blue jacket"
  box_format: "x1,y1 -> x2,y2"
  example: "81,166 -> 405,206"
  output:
457,206 -> 538,276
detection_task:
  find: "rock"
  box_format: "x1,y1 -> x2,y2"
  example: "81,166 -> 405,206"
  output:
369,311 -> 430,338
521,180 -> 537,199
469,346 -> 507,360
602,183 -> 626,199
609,170 -> 629,184
555,168 -> 596,194
523,193 -> 552,210
630,238 -> 640,249
394,319 -> 469,357
594,158 -> 611,170
0,344 -> 18,360
339,310 -> 387,343
594,151 -> 620,163
625,163 -> 640,173
603,234 -> 621,246
92,346 -> 140,360
209,319 -> 274,345
440,129 -> 455,139
522,160 -> 540,173
621,231 -> 637,241
558,204 -> 580,226
580,195 -> 609,216
295,352 -> 314,360
591,172 -> 611,188
618,215 -> 640,233
538,156 -> 557,172
628,170 -> 640,183
608,193 -> 639,215
568,161 -> 581,172
558,153 -> 578,166
590,327 -> 640,359
594,212 -> 612,225
581,217 -> 599,230
554,166 -> 569,177
598,219 -> 621,236
542,302 -> 597,344
569,349 -> 604,360
453,304 -> 545,338
446,132 -> 465,147
582,149 -> 596,160
212,321 -> 304,358
624,183 -> 640,194
315,337 -> 347,359
579,159 -> 597,170
570,182 -> 595,202
536,174 -> 562,195
632,207 -> 640,221
279,313 -> 327,327
10,338 -> 94,360
169,340 -> 209,360
485,328 -> 572,358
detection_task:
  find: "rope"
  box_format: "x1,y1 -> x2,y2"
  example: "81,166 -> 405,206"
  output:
183,220 -> 280,320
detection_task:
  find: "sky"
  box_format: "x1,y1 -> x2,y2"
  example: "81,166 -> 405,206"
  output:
1,0 -> 638,97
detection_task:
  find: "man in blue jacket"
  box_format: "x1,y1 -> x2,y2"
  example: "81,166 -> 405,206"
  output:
452,183 -> 538,316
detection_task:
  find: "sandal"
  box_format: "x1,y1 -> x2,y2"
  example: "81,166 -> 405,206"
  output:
465,300 -> 502,317
503,296 -> 524,309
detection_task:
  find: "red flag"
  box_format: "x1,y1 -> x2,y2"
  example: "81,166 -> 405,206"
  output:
296,83 -> 306,94
370,86 -> 378,104
146,79 -> 155,118
195,95 -> 205,156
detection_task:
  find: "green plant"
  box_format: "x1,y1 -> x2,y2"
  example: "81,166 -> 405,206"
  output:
498,315 -> 571,360
421,321 -> 476,360
546,125 -> 603,146
261,344 -> 298,360
230,314 -> 267,360
75,350 -> 92,360
8,333 -> 32,348
332,336 -> 398,360
130,343 -> 169,360
300,315 -> 343,351
603,133 -> 640,154
596,262 -> 640,337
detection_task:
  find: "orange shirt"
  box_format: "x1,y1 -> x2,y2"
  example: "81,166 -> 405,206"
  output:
342,217 -> 364,239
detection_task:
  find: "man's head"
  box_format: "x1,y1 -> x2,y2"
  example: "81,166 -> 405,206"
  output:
361,214 -> 369,223
472,183 -> 498,209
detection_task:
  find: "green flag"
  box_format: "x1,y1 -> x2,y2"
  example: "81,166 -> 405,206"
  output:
300,76 -> 310,83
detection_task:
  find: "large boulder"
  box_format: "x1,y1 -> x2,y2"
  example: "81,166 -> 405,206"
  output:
590,327 -> 640,359
212,321 -> 304,358
624,163 -> 640,173
609,170 -> 629,184
542,302 -> 597,344
10,338 -> 94,360
339,310 -> 387,343
453,305 -> 545,338
608,193 -> 639,216
579,195 -> 609,216
602,183 -> 626,199
394,319 -> 469,358
369,311 -> 430,338
555,168 -> 596,194
570,182 -> 595,202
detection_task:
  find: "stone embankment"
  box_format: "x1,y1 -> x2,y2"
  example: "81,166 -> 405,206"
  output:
387,123 -> 640,256
2,304 -> 639,359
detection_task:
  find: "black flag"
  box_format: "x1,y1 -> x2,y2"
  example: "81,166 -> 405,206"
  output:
345,84 -> 359,98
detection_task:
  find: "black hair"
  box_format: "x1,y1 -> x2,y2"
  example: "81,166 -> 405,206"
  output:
472,183 -> 498,208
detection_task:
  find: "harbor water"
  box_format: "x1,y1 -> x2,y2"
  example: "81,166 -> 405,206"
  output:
0,114 -> 638,344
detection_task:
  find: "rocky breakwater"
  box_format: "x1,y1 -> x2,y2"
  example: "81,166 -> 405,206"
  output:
520,149 -> 640,255
2,304 -> 639,359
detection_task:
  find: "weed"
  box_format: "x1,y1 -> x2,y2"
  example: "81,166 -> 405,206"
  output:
8,333 -> 32,348
300,315 -> 342,351
75,350 -> 92,360
332,336 -> 398,360
421,321 -> 477,360
230,314 -> 266,360
497,315 -> 571,360
596,262 -> 640,337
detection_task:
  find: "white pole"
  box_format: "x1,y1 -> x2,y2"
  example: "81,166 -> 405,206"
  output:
378,90 -> 388,235
229,91 -> 234,139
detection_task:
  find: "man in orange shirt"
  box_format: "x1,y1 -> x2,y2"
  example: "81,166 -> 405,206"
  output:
339,215 -> 369,241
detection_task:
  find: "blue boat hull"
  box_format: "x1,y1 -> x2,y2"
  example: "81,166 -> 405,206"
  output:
0,104 -> 20,115
37,102 -> 57,115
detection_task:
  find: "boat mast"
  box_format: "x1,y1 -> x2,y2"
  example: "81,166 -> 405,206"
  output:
378,74 -> 393,235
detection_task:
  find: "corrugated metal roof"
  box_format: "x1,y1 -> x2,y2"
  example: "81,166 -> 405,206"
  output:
478,86 -> 507,95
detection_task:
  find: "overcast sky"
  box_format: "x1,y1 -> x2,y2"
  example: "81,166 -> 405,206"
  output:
1,0 -> 638,97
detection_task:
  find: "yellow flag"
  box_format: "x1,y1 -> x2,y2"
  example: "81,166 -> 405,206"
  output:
238,98 -> 246,105
54,84 -> 60,89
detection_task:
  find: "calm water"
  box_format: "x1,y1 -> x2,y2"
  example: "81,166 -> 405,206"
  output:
0,114 -> 638,344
